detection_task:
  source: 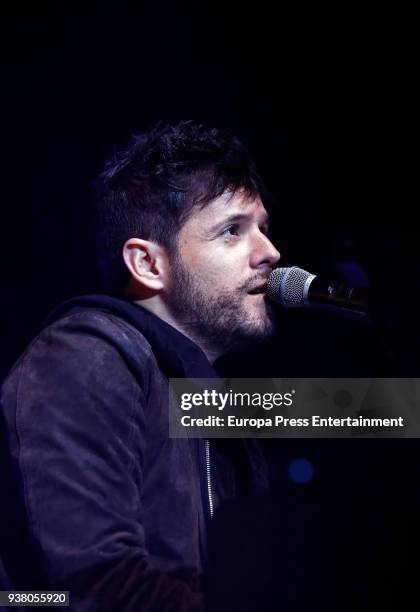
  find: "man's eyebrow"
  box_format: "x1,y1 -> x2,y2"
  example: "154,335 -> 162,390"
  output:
209,212 -> 270,233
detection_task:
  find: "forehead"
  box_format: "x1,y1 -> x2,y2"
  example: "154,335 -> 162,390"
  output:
186,190 -> 268,229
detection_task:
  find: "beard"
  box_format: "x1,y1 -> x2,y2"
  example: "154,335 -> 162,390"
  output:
166,254 -> 276,354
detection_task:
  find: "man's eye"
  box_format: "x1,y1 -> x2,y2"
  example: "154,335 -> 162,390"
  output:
222,225 -> 240,238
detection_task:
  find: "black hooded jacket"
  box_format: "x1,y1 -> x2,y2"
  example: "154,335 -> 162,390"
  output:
0,295 -> 268,611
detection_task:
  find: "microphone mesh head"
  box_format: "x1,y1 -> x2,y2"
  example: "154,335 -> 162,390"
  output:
267,266 -> 314,307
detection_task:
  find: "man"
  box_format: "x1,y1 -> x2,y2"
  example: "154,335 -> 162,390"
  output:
0,120 -> 280,610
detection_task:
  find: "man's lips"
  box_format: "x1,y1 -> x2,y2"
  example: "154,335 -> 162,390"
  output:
248,281 -> 268,295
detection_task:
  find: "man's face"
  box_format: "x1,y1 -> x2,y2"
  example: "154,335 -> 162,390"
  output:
165,190 -> 281,354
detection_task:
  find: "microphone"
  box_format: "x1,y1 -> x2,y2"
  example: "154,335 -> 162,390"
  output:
267,266 -> 370,315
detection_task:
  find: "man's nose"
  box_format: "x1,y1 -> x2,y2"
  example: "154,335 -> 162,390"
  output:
251,231 -> 281,268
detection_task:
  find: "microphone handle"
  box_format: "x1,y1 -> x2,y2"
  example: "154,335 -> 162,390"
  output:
308,277 -> 370,314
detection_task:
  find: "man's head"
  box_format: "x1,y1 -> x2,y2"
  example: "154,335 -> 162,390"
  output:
95,120 -> 280,359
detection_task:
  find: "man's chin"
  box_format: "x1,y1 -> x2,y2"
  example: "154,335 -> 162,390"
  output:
247,299 -> 276,337
247,320 -> 275,342
227,311 -> 275,349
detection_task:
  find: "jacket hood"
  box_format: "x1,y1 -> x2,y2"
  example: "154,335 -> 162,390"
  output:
42,294 -> 218,380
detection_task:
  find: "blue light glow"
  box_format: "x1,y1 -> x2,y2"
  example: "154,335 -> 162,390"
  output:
288,457 -> 314,484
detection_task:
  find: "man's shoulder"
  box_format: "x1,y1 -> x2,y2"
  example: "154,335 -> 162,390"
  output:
44,308 -> 153,347
3,308 -> 159,391
42,308 -> 154,358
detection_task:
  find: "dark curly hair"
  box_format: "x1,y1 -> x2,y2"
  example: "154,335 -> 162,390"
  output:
94,120 -> 267,294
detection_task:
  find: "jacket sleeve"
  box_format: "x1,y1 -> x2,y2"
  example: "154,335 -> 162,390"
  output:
5,312 -> 206,611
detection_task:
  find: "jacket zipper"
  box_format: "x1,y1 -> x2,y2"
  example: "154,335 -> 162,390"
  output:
204,439 -> 214,519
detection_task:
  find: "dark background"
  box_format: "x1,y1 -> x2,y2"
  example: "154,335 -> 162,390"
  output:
1,1 -> 419,378
1,2 -> 420,603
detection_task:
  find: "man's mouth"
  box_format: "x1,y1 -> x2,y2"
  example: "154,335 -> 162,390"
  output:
248,282 -> 268,295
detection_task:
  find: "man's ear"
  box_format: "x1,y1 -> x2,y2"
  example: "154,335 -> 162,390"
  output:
123,238 -> 170,292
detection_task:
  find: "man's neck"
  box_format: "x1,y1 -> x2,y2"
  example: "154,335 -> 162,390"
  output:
131,295 -> 222,363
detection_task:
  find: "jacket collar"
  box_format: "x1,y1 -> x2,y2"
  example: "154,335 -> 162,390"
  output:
42,294 -> 218,379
